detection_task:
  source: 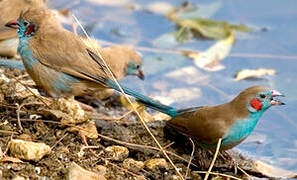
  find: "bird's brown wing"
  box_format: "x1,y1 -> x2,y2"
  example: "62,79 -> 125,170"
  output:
30,30 -> 111,86
167,105 -> 231,144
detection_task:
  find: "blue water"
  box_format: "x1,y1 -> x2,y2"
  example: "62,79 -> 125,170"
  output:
51,0 -> 297,171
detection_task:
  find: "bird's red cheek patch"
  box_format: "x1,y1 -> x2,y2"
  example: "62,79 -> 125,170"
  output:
250,98 -> 262,110
24,24 -> 36,36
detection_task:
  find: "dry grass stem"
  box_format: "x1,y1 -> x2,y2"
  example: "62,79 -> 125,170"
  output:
204,138 -> 222,180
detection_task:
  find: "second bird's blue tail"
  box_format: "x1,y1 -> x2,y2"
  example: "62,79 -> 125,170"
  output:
106,79 -> 178,117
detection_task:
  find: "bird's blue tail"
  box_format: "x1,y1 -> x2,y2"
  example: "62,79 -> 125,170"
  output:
106,79 -> 178,117
0,59 -> 25,70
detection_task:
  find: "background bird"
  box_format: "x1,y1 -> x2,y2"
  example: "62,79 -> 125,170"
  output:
0,0 -> 46,57
5,8 -> 144,99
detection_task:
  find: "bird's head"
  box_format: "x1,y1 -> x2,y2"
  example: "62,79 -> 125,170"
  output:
233,86 -> 285,113
108,45 -> 145,80
126,61 -> 144,80
5,8 -> 61,38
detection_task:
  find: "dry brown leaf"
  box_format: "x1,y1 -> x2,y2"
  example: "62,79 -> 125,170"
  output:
182,33 -> 234,71
235,68 -> 276,81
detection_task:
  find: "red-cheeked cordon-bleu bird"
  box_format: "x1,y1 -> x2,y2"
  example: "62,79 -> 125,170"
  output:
142,86 -> 285,150
5,7 -> 144,99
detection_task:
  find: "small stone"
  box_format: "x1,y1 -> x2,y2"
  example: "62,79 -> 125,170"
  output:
9,139 -> 51,162
67,162 -> 106,180
96,165 -> 107,175
35,167 -> 41,174
105,145 -> 129,161
123,158 -> 144,173
144,158 -> 168,170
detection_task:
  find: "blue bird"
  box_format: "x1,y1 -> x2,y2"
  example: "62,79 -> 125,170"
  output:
5,8 -> 144,98
140,86 -> 285,150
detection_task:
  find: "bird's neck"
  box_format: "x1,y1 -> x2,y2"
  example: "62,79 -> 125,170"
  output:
221,109 -> 264,148
17,35 -> 38,70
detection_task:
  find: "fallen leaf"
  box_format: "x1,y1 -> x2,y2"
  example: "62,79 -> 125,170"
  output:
235,68 -> 276,81
167,2 -> 252,40
254,160 -> 297,178
183,33 -> 234,71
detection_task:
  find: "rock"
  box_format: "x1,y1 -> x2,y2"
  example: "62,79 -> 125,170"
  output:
105,145 -> 129,161
144,158 -> 168,170
9,139 -> 51,162
123,158 -> 144,173
96,165 -> 107,175
67,162 -> 106,180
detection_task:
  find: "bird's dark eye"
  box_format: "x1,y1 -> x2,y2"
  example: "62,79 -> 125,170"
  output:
136,65 -> 140,69
260,94 -> 266,98
23,21 -> 28,26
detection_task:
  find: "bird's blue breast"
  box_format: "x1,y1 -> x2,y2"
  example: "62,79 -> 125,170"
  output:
18,37 -> 38,70
221,111 -> 264,147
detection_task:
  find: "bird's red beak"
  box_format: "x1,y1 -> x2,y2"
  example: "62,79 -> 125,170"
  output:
271,90 -> 285,105
136,69 -> 145,80
5,19 -> 20,29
